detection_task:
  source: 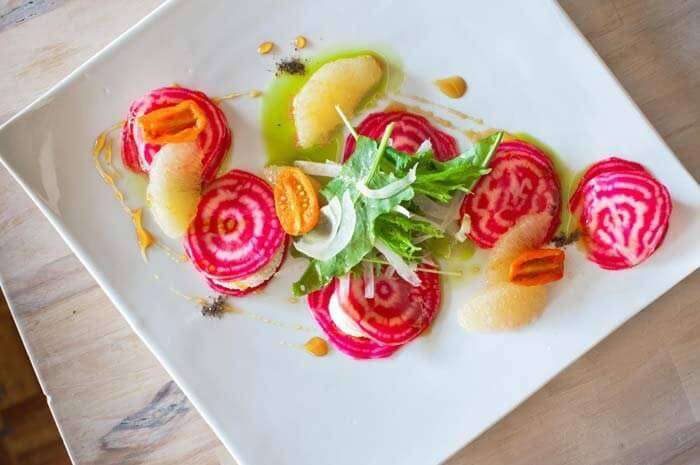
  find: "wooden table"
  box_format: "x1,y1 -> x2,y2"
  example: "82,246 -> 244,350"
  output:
1,1 -> 698,464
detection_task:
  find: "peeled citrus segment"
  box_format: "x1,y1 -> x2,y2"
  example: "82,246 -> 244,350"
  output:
485,212 -> 552,285
459,282 -> 548,332
146,142 -> 203,238
293,55 -> 383,148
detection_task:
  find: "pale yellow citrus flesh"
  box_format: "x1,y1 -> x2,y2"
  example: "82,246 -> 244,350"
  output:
461,212 -> 554,332
485,212 -> 553,285
146,142 -> 203,238
459,282 -> 548,332
293,55 -> 383,149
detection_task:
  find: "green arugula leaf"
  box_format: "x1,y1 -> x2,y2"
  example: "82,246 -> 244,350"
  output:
292,131 -> 503,296
375,212 -> 443,262
293,135 -> 412,296
385,131 -> 504,203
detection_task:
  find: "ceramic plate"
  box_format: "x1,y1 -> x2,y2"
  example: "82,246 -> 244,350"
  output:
1,1 -> 699,464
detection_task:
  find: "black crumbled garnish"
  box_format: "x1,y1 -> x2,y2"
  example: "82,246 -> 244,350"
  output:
552,230 -> 581,248
201,295 -> 226,318
276,57 -> 306,76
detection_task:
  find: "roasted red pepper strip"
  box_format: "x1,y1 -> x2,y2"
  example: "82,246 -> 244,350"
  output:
509,248 -> 565,286
138,99 -> 208,144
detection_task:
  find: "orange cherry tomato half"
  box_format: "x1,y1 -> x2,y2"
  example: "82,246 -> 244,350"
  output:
274,167 -> 320,236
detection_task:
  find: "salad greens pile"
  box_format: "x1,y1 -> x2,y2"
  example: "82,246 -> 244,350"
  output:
292,124 -> 503,296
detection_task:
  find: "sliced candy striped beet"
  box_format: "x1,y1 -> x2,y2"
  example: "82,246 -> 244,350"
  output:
460,140 -> 561,248
569,157 -> 647,213
575,165 -> 671,270
336,264 -> 441,345
185,169 -> 286,280
343,111 -> 459,161
205,239 -> 288,296
307,280 -> 400,360
121,86 -> 231,183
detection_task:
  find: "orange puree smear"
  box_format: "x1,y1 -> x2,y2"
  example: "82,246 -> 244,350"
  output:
131,208 -> 155,261
92,124 -> 159,262
213,89 -> 263,103
386,100 -> 458,131
464,128 -> 500,142
399,93 -> 485,125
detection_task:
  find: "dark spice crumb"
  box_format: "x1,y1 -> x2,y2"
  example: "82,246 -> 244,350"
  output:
201,295 -> 227,318
276,57 -> 306,76
552,230 -> 581,248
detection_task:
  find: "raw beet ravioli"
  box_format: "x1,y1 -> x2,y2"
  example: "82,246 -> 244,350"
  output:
343,110 -> 459,161
121,86 -> 231,183
570,157 -> 671,270
307,264 -> 442,359
461,139 -> 562,248
185,169 -> 287,294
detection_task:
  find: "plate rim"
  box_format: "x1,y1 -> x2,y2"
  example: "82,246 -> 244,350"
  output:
0,1 -> 698,464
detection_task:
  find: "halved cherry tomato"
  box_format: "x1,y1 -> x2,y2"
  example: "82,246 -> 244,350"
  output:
138,99 -> 208,144
509,248 -> 565,286
274,167 -> 319,236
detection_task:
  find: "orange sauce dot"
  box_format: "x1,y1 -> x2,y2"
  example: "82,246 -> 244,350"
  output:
434,76 -> 468,99
257,41 -> 274,55
304,337 -> 329,357
294,35 -> 307,49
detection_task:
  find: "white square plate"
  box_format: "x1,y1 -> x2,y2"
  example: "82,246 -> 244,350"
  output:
1,1 -> 699,464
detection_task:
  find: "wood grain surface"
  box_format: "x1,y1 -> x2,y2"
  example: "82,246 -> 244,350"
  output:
0,1 -> 698,464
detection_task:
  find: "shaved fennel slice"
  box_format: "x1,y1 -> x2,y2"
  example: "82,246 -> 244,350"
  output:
455,214 -> 472,242
357,165 -> 417,199
416,139 -> 433,154
293,160 -> 342,177
441,192 -> 467,237
374,239 -> 421,287
294,191 -> 356,261
413,195 -> 453,220
362,261 -> 375,298
393,205 -> 412,217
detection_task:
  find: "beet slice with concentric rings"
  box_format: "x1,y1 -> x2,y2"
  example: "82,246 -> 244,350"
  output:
574,164 -> 671,270
568,157 -> 648,214
185,169 -> 286,280
121,86 -> 231,183
336,264 -> 441,346
204,238 -> 289,296
460,139 -> 561,248
343,111 -> 459,162
307,280 -> 400,360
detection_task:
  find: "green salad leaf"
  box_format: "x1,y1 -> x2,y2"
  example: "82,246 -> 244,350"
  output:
292,130 -> 504,296
384,131 -> 503,203
292,133 -> 413,296
374,212 -> 443,262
